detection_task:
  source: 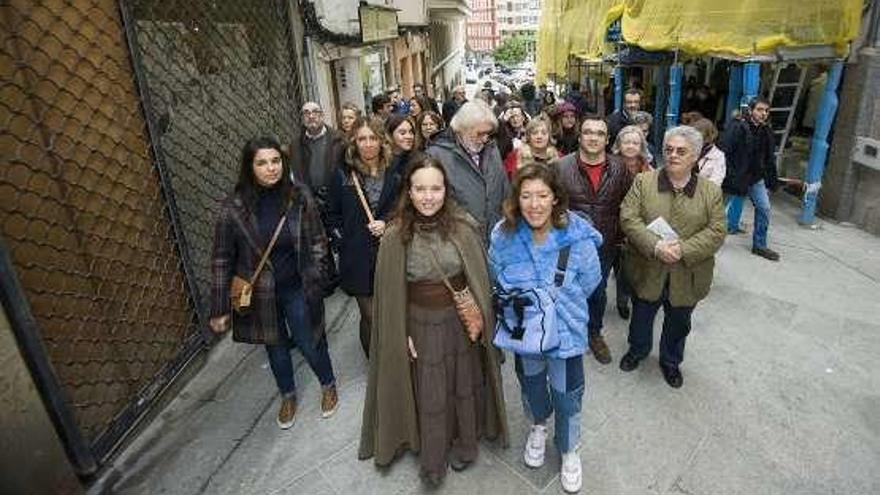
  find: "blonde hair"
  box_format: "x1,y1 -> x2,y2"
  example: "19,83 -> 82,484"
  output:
612,125 -> 652,162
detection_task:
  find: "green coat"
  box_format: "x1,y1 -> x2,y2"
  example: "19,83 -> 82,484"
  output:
358,211 -> 509,465
619,169 -> 726,307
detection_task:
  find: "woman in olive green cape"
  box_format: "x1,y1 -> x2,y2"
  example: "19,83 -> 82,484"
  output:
357,208 -> 509,466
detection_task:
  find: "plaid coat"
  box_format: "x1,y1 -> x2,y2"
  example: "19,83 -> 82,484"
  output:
210,183 -> 335,345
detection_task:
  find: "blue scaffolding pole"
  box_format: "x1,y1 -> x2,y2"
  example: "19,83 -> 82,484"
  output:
614,66 -> 624,111
799,61 -> 844,225
725,64 -> 743,122
665,63 -> 683,128
742,62 -> 761,103
652,65 -> 667,147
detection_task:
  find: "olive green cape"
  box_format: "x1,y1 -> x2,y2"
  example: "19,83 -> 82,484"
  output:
357,214 -> 509,465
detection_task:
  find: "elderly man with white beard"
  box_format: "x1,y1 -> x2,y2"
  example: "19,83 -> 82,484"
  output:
426,99 -> 511,241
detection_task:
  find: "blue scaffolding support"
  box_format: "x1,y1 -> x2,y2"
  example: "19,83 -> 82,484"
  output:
614,66 -> 623,111
800,61 -> 844,225
652,65 -> 667,146
742,62 -> 761,103
725,64 -> 743,122
665,63 -> 683,127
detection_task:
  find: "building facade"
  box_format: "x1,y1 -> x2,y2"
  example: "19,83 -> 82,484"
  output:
496,0 -> 541,62
467,0 -> 500,53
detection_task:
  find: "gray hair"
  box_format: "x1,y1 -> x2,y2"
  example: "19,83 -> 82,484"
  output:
663,125 -> 703,155
631,111 -> 653,126
450,100 -> 498,133
612,125 -> 653,162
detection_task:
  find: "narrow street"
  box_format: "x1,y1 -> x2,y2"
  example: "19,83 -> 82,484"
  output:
92,198 -> 880,495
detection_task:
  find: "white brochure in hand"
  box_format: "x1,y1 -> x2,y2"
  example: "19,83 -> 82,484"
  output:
646,216 -> 679,241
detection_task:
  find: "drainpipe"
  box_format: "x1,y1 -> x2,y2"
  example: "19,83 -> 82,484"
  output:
725,63 -> 743,122
799,61 -> 844,225
666,63 -> 683,127
614,66 -> 623,112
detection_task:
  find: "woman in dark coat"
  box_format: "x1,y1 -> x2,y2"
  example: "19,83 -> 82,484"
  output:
209,136 -> 338,430
386,113 -> 418,174
328,117 -> 403,357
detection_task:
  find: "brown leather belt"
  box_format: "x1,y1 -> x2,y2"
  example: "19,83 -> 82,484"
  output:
407,273 -> 466,308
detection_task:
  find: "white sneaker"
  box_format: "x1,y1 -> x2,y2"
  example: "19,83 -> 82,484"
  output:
523,424 -> 547,468
560,451 -> 582,493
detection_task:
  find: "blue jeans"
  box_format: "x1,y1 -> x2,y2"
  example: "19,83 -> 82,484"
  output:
587,249 -> 615,336
515,354 -> 584,453
726,180 -> 771,249
265,286 -> 335,398
626,290 -> 695,369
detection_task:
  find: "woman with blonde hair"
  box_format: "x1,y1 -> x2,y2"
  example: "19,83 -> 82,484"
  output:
689,118 -> 726,187
503,117 -> 561,177
328,117 -> 403,356
611,125 -> 653,176
338,102 -> 362,137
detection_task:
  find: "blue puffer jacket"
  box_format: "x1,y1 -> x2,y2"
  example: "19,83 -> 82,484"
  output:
489,212 -> 603,359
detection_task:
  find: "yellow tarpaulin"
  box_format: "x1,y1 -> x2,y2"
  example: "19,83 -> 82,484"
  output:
537,0 -> 864,82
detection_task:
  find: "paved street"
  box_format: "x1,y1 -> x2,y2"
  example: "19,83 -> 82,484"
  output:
92,197 -> 880,495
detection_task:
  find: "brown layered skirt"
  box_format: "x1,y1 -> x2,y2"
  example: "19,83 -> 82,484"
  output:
408,277 -> 485,479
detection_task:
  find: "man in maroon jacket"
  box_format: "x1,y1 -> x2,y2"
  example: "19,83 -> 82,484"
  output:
555,115 -> 633,364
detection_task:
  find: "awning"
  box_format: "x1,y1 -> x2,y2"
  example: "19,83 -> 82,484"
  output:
537,0 -> 863,82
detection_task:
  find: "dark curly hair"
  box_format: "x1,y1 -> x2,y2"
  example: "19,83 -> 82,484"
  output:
502,163 -> 569,232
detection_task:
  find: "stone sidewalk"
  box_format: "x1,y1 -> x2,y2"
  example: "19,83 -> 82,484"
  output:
91,198 -> 880,495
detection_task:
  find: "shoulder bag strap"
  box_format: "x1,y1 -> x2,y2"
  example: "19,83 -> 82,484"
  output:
250,213 -> 288,285
427,245 -> 458,295
554,245 -> 572,287
350,171 -> 376,223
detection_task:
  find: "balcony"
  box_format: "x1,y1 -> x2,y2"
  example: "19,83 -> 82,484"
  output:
428,0 -> 469,19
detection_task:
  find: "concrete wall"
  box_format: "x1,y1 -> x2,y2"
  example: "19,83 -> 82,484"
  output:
392,0 -> 428,26
316,0 -> 386,35
821,47 -> 880,235
0,306 -> 82,494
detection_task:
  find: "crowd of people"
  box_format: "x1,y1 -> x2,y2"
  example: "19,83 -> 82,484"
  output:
207,77 -> 780,492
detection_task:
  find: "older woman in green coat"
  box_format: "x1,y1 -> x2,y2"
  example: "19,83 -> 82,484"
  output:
618,126 -> 726,388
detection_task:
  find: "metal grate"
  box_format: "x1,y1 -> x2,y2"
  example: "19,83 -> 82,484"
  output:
1,0 -> 304,471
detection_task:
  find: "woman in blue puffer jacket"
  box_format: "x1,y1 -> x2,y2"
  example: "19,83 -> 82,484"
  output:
489,164 -> 602,494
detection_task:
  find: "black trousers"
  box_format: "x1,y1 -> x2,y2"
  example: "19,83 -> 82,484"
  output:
626,289 -> 695,368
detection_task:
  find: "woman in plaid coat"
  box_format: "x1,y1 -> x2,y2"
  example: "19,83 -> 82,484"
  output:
209,136 -> 338,430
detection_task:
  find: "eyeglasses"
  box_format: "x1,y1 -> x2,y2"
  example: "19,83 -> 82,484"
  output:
302,109 -> 323,116
581,129 -> 607,137
663,146 -> 691,157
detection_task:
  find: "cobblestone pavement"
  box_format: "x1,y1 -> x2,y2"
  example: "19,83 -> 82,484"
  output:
92,198 -> 880,495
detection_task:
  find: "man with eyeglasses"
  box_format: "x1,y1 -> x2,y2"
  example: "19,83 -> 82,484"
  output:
719,97 -> 780,261
426,99 -> 509,240
555,115 -> 633,365
291,101 -> 346,234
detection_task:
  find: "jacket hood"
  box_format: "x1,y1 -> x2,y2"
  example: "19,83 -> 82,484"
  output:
558,211 -> 604,250
508,209 -> 603,252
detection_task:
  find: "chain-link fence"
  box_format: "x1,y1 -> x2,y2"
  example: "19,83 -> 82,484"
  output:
1,0 -> 304,474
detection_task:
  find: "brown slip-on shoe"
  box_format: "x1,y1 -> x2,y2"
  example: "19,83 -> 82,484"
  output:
321,385 -> 338,418
277,397 -> 297,429
589,333 -> 613,364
